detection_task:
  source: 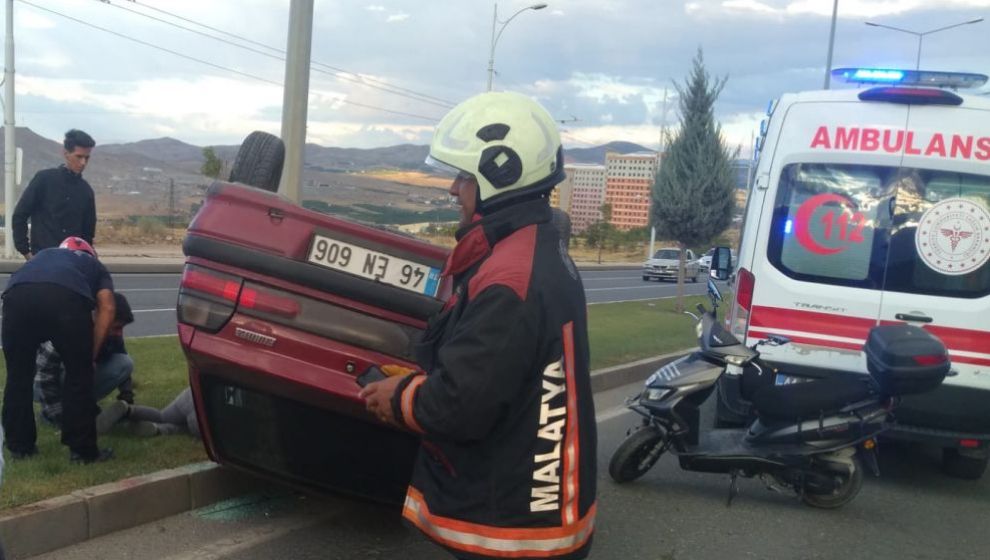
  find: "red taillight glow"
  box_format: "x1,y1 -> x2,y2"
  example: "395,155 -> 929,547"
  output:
736,268 -> 755,312
181,269 -> 241,302
959,439 -> 980,449
239,287 -> 301,317
913,354 -> 947,366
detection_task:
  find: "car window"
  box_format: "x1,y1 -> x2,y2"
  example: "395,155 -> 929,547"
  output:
768,163 -> 990,298
653,250 -> 680,259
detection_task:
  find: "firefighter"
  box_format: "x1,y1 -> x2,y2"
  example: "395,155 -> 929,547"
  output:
361,91 -> 596,560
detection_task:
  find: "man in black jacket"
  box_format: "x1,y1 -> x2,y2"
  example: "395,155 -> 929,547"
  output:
13,129 -> 97,260
361,92 -> 596,560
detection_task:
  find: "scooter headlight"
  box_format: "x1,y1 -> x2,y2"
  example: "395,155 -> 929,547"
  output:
645,388 -> 669,401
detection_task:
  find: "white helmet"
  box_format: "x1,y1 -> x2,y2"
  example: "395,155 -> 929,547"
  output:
426,91 -> 565,211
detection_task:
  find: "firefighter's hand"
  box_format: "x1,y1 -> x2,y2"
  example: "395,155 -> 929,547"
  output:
359,374 -> 405,425
380,364 -> 417,378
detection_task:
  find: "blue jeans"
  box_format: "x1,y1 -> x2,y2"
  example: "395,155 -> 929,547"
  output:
34,353 -> 134,409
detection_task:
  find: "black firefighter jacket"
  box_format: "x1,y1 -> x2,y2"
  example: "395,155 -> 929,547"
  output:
390,199 -> 597,560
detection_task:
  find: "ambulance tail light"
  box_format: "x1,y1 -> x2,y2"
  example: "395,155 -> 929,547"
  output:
729,267 -> 755,340
859,87 -> 963,106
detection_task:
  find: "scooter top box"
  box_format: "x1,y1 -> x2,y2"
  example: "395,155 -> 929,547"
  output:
864,325 -> 949,396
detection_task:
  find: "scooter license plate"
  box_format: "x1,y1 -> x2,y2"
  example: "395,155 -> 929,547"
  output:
774,374 -> 808,386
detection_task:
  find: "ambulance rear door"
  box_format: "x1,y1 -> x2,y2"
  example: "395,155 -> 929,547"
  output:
876,99 -> 990,433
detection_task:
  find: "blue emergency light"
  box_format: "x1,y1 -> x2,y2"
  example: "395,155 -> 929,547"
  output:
832,67 -> 987,89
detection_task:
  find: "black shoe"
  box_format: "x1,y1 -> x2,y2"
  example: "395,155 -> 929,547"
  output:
69,448 -> 114,464
9,446 -> 39,460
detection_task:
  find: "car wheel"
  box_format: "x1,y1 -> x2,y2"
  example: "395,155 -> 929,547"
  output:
942,448 -> 989,480
692,270 -> 700,283
228,131 -> 285,193
642,275 -> 650,281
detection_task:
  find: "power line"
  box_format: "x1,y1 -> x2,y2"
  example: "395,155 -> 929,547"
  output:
17,0 -> 442,122
115,0 -> 457,108
20,0 -> 280,85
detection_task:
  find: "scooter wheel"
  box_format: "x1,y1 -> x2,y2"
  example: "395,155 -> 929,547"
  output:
801,456 -> 864,509
609,426 -> 666,483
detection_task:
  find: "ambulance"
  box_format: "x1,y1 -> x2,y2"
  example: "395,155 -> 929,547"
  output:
718,68 -> 990,479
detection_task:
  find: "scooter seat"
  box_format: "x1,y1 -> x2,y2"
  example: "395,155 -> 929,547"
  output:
751,377 -> 874,420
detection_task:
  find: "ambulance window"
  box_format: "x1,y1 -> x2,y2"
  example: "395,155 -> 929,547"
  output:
768,163 -> 893,288
882,170 -> 990,298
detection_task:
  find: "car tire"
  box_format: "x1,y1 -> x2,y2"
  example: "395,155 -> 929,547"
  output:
642,276 -> 650,281
692,270 -> 700,283
941,448 -> 989,480
228,131 -> 285,193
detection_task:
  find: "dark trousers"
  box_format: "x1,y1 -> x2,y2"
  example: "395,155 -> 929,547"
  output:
2,284 -> 99,457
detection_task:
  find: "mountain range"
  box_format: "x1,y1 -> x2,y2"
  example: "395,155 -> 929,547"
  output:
0,127 -> 651,204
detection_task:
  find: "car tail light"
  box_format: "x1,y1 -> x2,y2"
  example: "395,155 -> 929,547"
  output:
177,265 -> 242,332
959,439 -> 980,449
729,267 -> 755,340
239,286 -> 301,318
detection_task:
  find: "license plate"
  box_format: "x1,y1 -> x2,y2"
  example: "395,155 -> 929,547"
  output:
307,234 -> 442,297
774,374 -> 807,386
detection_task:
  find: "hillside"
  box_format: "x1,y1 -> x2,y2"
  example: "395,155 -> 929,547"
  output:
0,127 -> 655,223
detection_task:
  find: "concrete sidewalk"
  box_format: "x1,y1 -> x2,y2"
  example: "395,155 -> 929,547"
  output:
0,349 -> 687,559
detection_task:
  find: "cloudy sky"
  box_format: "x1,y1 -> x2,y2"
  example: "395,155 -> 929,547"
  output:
8,0 -> 990,155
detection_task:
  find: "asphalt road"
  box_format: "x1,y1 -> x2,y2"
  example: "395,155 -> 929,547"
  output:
0,269 -> 712,339
34,379 -> 990,560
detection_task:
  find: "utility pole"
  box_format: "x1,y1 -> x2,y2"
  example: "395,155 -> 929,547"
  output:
167,177 -> 175,230
4,0 -> 16,258
278,0 -> 314,203
824,0 -> 839,89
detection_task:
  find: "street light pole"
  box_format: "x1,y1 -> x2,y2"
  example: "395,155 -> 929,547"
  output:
486,2 -> 548,92
864,17 -> 983,71
823,0 -> 839,89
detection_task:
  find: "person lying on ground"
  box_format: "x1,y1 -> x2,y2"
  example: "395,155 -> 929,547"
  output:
98,388 -> 200,439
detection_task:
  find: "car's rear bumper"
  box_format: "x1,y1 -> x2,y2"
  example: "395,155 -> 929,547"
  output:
181,323 -> 418,504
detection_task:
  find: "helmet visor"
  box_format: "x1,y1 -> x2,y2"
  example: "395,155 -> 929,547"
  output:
425,154 -> 473,181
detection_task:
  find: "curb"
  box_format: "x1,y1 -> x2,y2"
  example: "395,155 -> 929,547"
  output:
0,349 -> 691,559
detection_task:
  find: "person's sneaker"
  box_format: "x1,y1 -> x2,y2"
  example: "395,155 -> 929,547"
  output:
128,420 -> 159,437
9,446 -> 39,460
95,400 -> 130,434
69,448 -> 114,464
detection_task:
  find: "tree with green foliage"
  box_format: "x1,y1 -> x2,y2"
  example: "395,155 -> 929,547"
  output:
651,48 -> 736,311
201,146 -> 224,179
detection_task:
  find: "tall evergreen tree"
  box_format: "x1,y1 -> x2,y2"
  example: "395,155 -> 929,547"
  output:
201,146 -> 224,179
652,48 -> 736,310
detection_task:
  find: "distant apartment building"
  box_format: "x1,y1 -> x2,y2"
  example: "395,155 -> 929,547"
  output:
552,163 -> 606,234
604,151 -> 660,231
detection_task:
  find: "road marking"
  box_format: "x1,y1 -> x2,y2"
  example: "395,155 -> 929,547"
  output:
596,404 -> 633,424
587,294 -> 681,305
133,307 -> 176,313
116,288 -> 178,292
